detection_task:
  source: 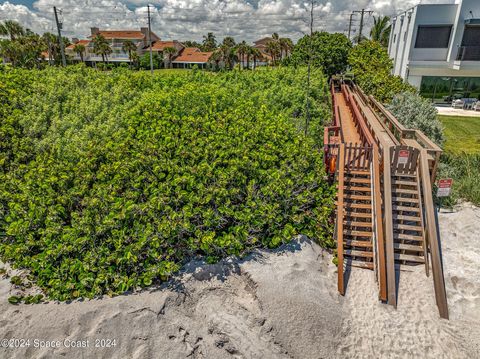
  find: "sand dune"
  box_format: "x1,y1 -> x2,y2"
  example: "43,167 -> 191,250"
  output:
0,203 -> 479,358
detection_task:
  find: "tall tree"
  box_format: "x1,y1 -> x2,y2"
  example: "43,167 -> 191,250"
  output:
279,37 -> 294,59
250,47 -> 261,70
236,41 -> 248,69
163,47 -> 176,69
266,41 -> 280,65
92,34 -> 112,64
209,49 -> 222,70
0,20 -> 25,41
122,40 -> 137,68
202,32 -> 217,51
370,16 -> 391,48
73,43 -> 86,62
220,37 -> 236,70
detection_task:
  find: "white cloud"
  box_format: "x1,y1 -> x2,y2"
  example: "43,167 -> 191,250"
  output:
0,0 -> 437,43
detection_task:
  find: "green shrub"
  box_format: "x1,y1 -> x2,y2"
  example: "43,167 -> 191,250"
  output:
348,40 -> 415,102
0,66 -> 335,300
387,92 -> 444,146
438,153 -> 480,206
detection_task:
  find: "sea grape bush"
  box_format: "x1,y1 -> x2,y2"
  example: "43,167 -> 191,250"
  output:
0,65 -> 335,300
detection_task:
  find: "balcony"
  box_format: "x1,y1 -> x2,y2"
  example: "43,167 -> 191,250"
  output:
456,46 -> 480,61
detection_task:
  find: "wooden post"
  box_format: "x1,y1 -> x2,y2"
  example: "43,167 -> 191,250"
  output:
419,149 -> 449,319
337,143 -> 346,295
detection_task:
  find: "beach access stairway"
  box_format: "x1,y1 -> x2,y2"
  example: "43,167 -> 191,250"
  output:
324,79 -> 448,319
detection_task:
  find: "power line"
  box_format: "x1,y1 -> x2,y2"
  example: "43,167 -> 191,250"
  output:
53,6 -> 66,67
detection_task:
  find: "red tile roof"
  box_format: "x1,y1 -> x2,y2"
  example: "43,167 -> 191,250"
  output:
151,41 -> 182,51
66,39 -> 90,50
91,30 -> 146,40
173,50 -> 213,63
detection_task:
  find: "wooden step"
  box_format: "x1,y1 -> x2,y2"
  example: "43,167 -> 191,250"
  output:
393,188 -> 418,195
344,211 -> 372,219
346,170 -> 370,176
343,203 -> 372,209
394,224 -> 423,232
392,197 -> 419,204
393,214 -> 421,222
392,205 -> 421,213
392,180 -> 417,187
345,249 -> 374,258
393,233 -> 424,241
393,173 -> 416,179
394,253 -> 425,263
394,243 -> 424,252
345,240 -> 373,248
345,230 -> 373,237
345,194 -> 371,201
345,177 -> 371,184
344,221 -> 372,228
344,185 -> 371,192
348,260 -> 374,270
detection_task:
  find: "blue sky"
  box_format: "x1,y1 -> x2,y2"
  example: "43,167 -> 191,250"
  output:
0,0 -> 429,42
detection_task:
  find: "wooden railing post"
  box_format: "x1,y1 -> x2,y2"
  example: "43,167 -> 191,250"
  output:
383,146 -> 397,307
337,143 -> 346,295
419,149 -> 449,319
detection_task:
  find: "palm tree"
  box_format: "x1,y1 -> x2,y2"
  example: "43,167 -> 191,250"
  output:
250,47 -> 261,70
202,32 -> 217,51
92,34 -> 112,64
370,16 -> 391,47
163,47 -> 176,69
220,37 -> 236,70
0,20 -> 25,41
209,50 -> 222,70
73,43 -> 86,62
266,41 -> 280,65
236,40 -> 248,69
122,40 -> 137,67
279,37 -> 293,59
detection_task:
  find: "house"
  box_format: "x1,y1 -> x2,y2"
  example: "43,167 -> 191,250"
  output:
388,0 -> 480,103
151,40 -> 185,67
66,27 -> 161,64
171,47 -> 213,69
252,37 -> 274,66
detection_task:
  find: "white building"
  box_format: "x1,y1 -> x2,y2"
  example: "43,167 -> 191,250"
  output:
388,0 -> 480,103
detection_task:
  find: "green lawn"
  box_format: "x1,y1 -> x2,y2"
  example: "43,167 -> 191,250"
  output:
439,115 -> 480,154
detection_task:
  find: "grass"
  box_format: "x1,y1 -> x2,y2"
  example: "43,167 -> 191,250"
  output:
439,115 -> 480,154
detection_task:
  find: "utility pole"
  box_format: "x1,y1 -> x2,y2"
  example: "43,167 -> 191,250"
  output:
53,6 -> 66,67
347,13 -> 355,40
305,0 -> 316,137
353,9 -> 374,43
147,4 -> 153,75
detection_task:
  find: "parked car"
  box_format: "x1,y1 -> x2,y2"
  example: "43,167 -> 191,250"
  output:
474,101 -> 480,112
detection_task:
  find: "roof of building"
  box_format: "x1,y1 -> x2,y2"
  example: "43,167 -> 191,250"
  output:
66,39 -> 91,50
90,30 -> 146,40
173,49 -> 213,63
151,40 -> 183,51
254,37 -> 273,45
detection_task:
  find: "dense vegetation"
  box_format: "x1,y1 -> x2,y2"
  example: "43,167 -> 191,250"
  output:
288,32 -> 352,77
348,40 -> 415,102
0,65 -> 335,301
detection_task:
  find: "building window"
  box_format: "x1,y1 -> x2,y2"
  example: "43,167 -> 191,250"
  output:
415,25 -> 452,48
420,76 -> 480,103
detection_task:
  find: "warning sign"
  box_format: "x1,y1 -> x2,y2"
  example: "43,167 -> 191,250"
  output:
398,150 -> 410,165
437,179 -> 453,197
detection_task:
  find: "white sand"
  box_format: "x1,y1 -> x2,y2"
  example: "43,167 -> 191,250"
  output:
0,203 -> 479,358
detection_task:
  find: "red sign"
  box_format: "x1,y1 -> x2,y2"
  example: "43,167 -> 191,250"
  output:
437,179 -> 453,197
398,150 -> 409,165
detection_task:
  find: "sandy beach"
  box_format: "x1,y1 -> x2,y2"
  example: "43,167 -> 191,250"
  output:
0,203 -> 479,359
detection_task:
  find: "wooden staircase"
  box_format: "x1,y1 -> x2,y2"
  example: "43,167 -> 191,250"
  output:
343,170 -> 374,269
392,174 -> 428,268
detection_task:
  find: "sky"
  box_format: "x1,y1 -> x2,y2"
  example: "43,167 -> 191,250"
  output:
0,0 -> 450,43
